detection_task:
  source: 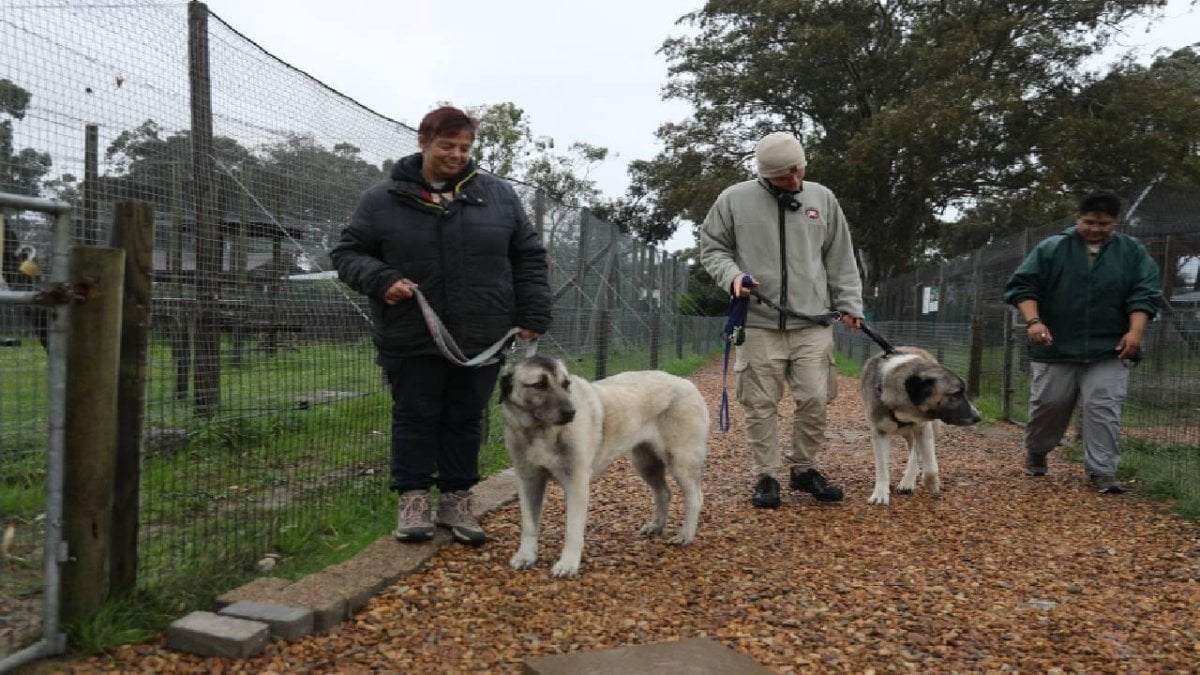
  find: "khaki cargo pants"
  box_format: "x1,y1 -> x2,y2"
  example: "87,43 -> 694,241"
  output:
734,325 -> 837,479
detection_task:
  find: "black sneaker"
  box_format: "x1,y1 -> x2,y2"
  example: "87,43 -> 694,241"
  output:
1088,474 -> 1127,495
1025,452 -> 1048,476
751,475 -> 781,508
790,468 -> 844,502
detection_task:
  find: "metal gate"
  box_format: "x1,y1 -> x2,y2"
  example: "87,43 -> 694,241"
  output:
0,192 -> 72,672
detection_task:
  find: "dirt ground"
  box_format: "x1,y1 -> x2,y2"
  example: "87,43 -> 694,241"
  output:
27,357 -> 1200,673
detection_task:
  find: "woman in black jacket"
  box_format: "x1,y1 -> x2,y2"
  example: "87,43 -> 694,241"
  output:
332,106 -> 552,545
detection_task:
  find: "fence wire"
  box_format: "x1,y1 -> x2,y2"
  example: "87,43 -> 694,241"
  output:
0,0 -> 724,618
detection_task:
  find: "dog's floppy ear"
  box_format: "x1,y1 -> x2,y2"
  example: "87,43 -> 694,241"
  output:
904,374 -> 937,405
499,371 -> 514,401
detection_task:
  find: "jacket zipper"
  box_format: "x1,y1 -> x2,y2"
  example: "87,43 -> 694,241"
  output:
777,199 -> 788,330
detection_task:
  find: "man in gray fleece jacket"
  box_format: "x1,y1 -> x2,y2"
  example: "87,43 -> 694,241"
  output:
700,131 -> 864,508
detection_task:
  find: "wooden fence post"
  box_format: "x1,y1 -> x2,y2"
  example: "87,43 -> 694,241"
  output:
966,251 -> 983,397
62,246 -> 125,624
108,202 -> 153,595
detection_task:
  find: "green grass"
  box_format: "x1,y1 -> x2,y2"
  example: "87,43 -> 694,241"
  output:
68,477 -> 395,654
1060,438 -> 1200,518
833,351 -> 863,378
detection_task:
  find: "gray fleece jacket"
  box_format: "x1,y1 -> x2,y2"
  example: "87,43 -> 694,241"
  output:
700,178 -> 863,329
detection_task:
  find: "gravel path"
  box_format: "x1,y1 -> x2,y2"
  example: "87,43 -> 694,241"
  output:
40,357 -> 1200,673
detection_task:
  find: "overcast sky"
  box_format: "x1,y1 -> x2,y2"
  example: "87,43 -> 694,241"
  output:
200,0 -> 1199,251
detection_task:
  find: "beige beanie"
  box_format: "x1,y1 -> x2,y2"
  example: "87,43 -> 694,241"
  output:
755,132 -> 806,178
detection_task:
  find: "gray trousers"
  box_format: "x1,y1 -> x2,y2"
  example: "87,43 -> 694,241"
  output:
1025,359 -> 1130,478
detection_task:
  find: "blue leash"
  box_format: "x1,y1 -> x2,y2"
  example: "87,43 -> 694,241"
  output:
718,276 -> 752,432
718,274 -> 849,432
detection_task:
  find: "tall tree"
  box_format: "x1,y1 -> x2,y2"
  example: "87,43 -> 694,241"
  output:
0,79 -> 52,196
943,45 -> 1200,254
469,102 -> 535,178
257,134 -> 384,245
104,119 -> 256,216
641,0 -> 1172,284
470,102 -> 609,207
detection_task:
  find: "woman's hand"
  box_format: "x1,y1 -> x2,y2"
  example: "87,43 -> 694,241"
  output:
384,278 -> 418,305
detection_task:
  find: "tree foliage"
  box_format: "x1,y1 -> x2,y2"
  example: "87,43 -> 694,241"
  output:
0,78 -> 51,196
634,0 -> 1195,283
103,122 -> 388,247
470,102 -> 607,207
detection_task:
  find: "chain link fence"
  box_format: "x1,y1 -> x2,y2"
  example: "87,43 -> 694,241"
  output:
0,0 -> 724,643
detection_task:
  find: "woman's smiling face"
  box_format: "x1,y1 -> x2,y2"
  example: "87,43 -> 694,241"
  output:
419,129 -> 474,184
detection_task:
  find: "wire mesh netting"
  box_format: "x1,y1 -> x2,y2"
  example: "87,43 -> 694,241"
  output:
0,0 -> 726,636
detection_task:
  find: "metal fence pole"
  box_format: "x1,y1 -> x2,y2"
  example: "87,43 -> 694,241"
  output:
82,124 -> 99,246
0,193 -> 72,672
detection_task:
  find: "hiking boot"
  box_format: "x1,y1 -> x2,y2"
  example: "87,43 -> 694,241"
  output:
1025,451 -> 1048,476
790,467 -> 844,502
1088,474 -> 1127,495
394,490 -> 435,542
751,475 -> 781,508
435,490 -> 487,545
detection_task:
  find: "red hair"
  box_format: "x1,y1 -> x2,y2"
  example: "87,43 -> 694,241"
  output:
418,106 -> 478,141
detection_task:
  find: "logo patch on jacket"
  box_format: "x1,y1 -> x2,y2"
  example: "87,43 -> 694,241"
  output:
805,208 -> 821,220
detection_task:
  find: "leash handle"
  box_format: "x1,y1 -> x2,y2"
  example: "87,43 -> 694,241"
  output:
718,339 -> 734,432
413,288 -> 520,367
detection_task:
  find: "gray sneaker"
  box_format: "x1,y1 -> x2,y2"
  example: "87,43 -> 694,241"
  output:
1088,474 -> 1127,495
394,490 -> 435,542
435,490 -> 486,545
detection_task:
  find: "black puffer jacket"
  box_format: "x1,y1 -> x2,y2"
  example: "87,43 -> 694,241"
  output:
331,153 -> 552,360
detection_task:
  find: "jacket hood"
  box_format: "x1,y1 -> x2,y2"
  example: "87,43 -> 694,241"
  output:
390,152 -> 477,191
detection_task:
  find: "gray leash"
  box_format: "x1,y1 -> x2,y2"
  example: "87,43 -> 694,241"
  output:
413,287 -> 536,367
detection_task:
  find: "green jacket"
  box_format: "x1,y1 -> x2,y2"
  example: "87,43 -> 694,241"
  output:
1003,227 -> 1161,363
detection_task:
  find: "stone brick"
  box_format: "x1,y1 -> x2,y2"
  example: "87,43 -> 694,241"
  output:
166,611 -> 269,659
217,601 -> 314,642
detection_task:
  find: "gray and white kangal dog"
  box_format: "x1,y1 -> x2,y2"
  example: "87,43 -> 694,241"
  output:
861,346 -> 982,506
499,356 -> 709,577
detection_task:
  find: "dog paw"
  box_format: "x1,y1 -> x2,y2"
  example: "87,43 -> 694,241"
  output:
895,485 -> 915,494
638,521 -> 665,536
509,551 -> 538,570
666,531 -> 695,546
867,490 -> 891,506
550,558 -> 581,578
923,473 -> 941,494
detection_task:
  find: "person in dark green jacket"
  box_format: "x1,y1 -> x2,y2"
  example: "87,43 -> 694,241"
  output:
1003,191 -> 1161,494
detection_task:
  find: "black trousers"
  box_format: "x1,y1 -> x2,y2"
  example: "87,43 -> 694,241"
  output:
383,355 -> 501,494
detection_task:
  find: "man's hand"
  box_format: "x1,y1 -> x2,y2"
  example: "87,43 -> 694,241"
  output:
732,273 -> 758,298
840,315 -> 862,330
1116,331 -> 1143,359
517,329 -> 541,340
383,278 -> 418,305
